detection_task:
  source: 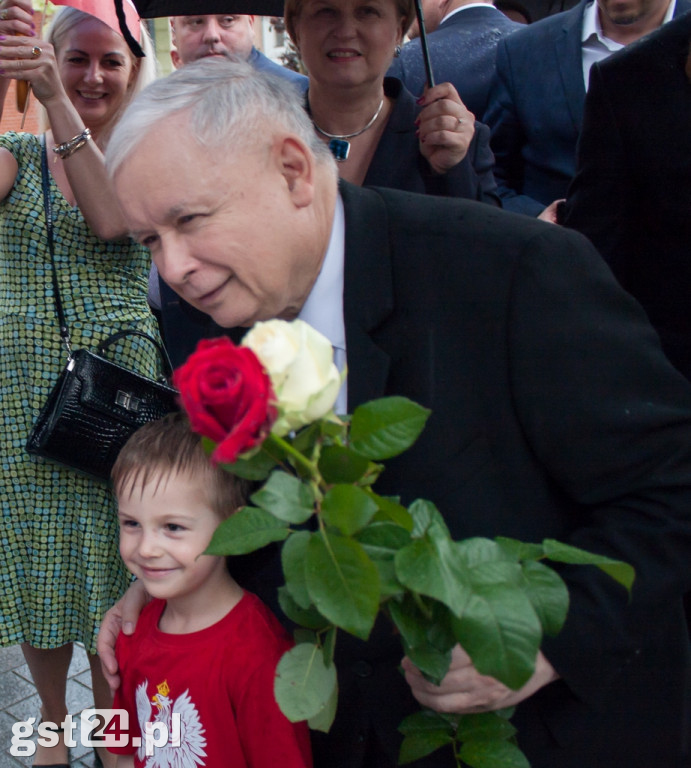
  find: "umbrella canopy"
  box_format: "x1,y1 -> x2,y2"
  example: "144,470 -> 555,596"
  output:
125,0 -> 284,18
114,0 -> 434,86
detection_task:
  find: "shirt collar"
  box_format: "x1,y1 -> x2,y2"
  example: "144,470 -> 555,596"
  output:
297,193 -> 346,353
441,3 -> 496,24
582,0 -> 676,43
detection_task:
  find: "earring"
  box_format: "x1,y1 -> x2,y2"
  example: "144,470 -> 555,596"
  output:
394,44 -> 402,57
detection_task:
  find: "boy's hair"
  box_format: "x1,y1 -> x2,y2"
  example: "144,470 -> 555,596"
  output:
112,412 -> 249,518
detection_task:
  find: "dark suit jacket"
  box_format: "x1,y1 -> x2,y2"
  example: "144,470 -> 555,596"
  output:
157,78 -> 498,368
563,10 -> 691,380
387,5 -> 523,118
241,182 -> 691,768
484,0 -> 691,215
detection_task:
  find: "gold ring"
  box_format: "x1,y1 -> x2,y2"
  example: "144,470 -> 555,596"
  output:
31,45 -> 42,59
0,9 -> 8,21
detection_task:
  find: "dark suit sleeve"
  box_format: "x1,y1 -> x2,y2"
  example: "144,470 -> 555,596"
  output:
506,224 -> 691,704
562,63 -> 631,273
484,39 -> 546,216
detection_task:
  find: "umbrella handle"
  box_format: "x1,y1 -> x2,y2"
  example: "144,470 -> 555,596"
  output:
414,0 -> 435,89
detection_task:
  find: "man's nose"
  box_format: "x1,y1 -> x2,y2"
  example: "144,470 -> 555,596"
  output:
202,19 -> 223,43
154,237 -> 197,289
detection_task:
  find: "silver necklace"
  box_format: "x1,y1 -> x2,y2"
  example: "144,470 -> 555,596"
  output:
310,98 -> 385,162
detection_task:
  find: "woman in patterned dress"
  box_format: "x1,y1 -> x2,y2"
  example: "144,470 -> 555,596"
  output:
0,4 -> 157,766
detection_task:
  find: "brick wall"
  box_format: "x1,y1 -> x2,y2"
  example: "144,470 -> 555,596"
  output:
1,80 -> 41,135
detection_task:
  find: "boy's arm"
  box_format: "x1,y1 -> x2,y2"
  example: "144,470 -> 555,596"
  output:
116,756 -> 135,768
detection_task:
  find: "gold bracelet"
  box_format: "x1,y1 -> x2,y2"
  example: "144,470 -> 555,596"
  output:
52,128 -> 92,160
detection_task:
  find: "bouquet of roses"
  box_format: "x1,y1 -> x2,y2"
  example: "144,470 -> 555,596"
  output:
173,319 -> 634,768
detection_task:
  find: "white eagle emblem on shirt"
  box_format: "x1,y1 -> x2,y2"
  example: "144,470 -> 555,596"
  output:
134,679 -> 207,767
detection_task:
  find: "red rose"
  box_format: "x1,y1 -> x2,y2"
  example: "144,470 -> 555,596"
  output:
173,337 -> 277,465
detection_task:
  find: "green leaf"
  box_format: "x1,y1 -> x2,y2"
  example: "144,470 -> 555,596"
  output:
251,471 -> 314,524
281,531 -> 312,609
388,596 -> 453,684
408,499 -> 451,540
369,493 -> 414,532
291,422 -> 323,456
278,586 -> 330,630
322,625 -> 337,668
321,484 -> 379,536
274,643 -> 338,723
349,396 -> 431,460
399,708 -> 457,735
205,507 -> 288,555
521,560 -> 569,636
457,538 -> 515,569
450,581 -> 542,690
542,539 -> 635,594
398,710 -> 455,765
459,738 -> 531,768
305,531 -> 380,640
395,533 -> 472,617
307,671 -> 338,732
456,712 -> 517,742
356,522 -> 412,557
373,558 -> 405,599
399,730 -> 454,764
496,536 -> 545,562
217,445 -> 280,480
318,445 -> 371,484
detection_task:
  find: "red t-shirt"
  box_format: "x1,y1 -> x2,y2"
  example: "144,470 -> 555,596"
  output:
111,592 -> 312,767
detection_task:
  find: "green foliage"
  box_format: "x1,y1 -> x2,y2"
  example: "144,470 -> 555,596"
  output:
205,394 -> 634,767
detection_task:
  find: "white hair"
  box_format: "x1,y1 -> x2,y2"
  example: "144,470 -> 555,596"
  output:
41,7 -> 158,139
106,57 -> 335,178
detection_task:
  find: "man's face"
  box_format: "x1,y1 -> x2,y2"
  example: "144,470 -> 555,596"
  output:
114,119 -> 325,328
171,15 -> 255,66
596,0 -> 668,26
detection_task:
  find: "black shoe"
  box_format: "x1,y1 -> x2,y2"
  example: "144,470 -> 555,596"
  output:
32,721 -> 70,768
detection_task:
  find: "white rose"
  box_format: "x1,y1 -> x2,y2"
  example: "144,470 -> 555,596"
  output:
242,319 -> 342,436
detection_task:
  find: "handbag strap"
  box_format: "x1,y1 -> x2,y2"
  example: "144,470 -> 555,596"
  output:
41,135 -> 73,359
97,329 -> 175,380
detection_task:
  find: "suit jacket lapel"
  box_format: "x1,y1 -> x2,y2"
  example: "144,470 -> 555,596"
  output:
339,181 -> 393,409
555,2 -> 587,131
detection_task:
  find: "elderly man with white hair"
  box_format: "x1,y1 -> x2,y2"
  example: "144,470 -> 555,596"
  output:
101,59 -> 691,768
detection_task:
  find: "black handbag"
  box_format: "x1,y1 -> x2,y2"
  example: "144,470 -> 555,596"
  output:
25,137 -> 179,481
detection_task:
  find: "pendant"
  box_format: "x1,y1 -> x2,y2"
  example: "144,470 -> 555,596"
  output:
329,138 -> 350,162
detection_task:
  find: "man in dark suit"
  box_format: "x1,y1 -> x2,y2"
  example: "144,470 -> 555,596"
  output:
103,60 -> 691,768
387,0 -> 523,118
563,10 -> 691,380
562,11 -> 691,632
484,0 -> 689,218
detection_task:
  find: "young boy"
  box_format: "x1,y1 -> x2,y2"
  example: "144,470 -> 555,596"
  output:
108,412 -> 312,768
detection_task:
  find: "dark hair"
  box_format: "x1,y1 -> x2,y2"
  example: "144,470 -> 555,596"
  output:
111,412 -> 249,519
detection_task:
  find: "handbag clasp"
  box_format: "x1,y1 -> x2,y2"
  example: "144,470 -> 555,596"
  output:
116,390 -> 142,413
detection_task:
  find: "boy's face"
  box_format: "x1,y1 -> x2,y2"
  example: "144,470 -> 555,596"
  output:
117,470 -> 227,603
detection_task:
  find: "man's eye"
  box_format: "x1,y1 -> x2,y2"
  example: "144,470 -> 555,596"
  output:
166,523 -> 185,532
140,234 -> 159,248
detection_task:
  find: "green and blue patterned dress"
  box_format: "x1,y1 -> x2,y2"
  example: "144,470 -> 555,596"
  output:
0,132 -> 161,653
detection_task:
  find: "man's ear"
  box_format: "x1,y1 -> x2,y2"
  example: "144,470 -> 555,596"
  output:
171,49 -> 182,69
274,135 -> 315,208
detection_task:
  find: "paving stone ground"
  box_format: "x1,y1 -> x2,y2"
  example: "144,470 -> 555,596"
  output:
0,644 -> 101,767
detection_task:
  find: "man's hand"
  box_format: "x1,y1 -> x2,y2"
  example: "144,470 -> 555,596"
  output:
403,645 -> 559,714
537,199 -> 565,224
96,580 -> 150,692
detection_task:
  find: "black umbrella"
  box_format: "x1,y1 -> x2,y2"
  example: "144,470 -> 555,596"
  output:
114,0 -> 435,87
